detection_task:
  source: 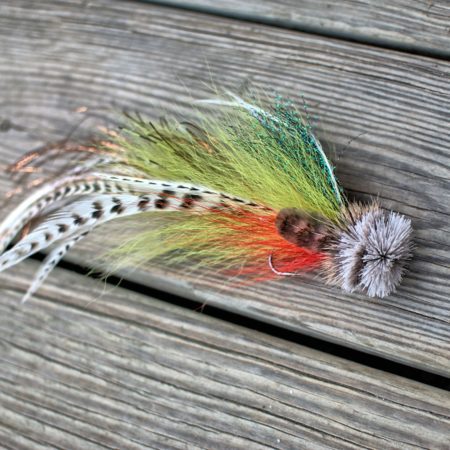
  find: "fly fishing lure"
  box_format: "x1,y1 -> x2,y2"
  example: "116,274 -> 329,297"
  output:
0,92 -> 412,301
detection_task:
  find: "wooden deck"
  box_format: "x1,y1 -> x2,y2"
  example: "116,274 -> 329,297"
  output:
0,0 -> 449,447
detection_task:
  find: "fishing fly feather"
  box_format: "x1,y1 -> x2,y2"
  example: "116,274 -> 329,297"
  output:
0,92 -> 413,300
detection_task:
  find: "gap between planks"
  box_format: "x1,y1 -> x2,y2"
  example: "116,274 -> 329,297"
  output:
29,252 -> 450,391
139,0 -> 450,59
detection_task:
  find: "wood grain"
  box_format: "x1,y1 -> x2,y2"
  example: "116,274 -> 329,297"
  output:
151,0 -> 450,57
0,261 -> 449,449
0,0 -> 449,375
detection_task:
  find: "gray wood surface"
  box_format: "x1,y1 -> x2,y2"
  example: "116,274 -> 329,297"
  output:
154,0 -> 450,57
0,261 -> 449,449
0,0 -> 449,379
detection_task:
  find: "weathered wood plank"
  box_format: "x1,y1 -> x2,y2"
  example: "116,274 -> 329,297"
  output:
153,0 -> 450,57
0,0 -> 449,375
0,261 -> 449,449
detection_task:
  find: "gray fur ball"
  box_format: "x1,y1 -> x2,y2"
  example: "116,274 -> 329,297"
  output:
335,207 -> 413,298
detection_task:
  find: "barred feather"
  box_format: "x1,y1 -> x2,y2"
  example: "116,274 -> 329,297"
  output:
21,229 -> 91,303
0,182 -> 253,271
